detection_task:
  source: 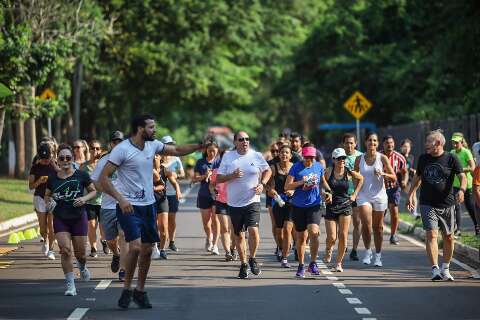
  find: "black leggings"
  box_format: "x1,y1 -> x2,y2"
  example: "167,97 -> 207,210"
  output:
454,188 -> 477,230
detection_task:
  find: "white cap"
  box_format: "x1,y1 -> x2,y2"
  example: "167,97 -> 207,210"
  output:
161,135 -> 176,145
332,148 -> 347,159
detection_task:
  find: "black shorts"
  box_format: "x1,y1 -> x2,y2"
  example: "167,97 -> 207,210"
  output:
228,202 -> 261,235
272,203 -> 292,228
265,195 -> 272,208
155,193 -> 169,213
215,201 -> 228,215
86,204 -> 101,221
292,205 -> 322,232
167,195 -> 179,213
386,188 -> 401,206
197,194 -> 214,209
324,207 -> 352,221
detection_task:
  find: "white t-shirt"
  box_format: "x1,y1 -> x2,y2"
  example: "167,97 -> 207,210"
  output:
217,149 -> 269,208
472,142 -> 480,166
91,153 -> 118,210
108,139 -> 165,206
165,157 -> 183,196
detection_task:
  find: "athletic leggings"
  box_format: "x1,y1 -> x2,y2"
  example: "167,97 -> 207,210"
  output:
454,187 -> 477,230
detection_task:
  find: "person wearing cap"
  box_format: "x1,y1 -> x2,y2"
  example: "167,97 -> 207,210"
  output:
284,143 -> 332,278
450,132 -> 477,236
91,131 -> 129,282
29,144 -> 58,260
160,135 -> 185,252
323,148 -> 364,272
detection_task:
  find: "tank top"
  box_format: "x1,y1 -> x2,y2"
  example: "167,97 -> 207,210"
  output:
358,153 -> 387,201
154,166 -> 168,197
273,163 -> 289,195
327,168 -> 350,206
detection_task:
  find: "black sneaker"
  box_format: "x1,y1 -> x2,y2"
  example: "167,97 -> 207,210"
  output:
168,241 -> 178,252
89,248 -> 98,258
238,263 -> 249,279
231,248 -> 238,261
111,254 -> 120,273
248,257 -> 261,275
390,235 -> 399,245
133,289 -> 152,308
225,251 -> 234,262
102,240 -> 110,255
349,249 -> 359,261
118,289 -> 132,309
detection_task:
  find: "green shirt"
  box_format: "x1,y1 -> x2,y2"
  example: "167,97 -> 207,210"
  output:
450,148 -> 472,189
81,161 -> 102,206
346,150 -> 362,194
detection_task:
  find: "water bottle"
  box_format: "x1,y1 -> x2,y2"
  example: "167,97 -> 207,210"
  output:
274,194 -> 285,207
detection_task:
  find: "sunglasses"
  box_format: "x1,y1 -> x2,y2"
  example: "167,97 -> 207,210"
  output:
237,137 -> 250,142
59,155 -> 72,162
90,147 -> 101,150
335,156 -> 347,161
73,146 -> 82,149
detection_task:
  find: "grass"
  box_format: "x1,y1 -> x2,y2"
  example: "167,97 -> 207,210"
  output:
0,177 -> 34,222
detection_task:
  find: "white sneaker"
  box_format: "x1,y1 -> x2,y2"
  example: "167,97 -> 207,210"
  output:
64,282 -> 77,296
41,243 -> 48,256
332,264 -> 344,272
151,245 -> 161,259
431,267 -> 442,281
441,268 -> 454,281
80,267 -> 91,281
211,245 -> 220,255
373,253 -> 382,267
47,250 -> 55,260
362,249 -> 372,265
207,243 -> 214,252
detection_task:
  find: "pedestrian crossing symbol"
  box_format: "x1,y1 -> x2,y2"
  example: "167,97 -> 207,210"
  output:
344,91 -> 372,120
39,88 -> 56,100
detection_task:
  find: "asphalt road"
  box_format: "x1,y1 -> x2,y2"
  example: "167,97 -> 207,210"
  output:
0,184 -> 479,320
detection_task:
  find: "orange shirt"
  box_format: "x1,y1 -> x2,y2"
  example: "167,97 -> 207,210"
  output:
473,166 -> 480,186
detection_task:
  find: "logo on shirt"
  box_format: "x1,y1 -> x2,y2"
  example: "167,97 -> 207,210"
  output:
423,163 -> 446,184
52,180 -> 82,202
303,173 -> 319,191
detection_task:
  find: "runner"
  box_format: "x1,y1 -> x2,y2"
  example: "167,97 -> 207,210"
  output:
450,133 -> 478,236
407,130 -> 466,281
266,143 -> 282,259
72,139 -> 89,169
284,143 -> 332,278
343,133 -> 363,261
289,132 -> 304,163
354,132 -> 396,267
193,141 -> 221,255
81,140 -> 109,257
217,131 -> 271,279
401,139 -> 419,218
91,131 -> 128,281
324,148 -> 364,272
44,144 -> 97,296
473,162 -> 480,238
160,135 -> 186,252
99,114 -> 202,309
29,144 -> 58,260
382,135 -> 408,245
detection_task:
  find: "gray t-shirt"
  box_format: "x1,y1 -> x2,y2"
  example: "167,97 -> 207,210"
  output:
108,139 -> 165,206
165,157 -> 183,196
91,153 -> 118,210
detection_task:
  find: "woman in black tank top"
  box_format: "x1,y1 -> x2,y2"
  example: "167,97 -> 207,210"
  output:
267,145 -> 294,268
323,148 -> 363,272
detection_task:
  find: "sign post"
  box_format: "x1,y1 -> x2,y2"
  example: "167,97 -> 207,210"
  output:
343,91 -> 373,151
39,89 -> 56,137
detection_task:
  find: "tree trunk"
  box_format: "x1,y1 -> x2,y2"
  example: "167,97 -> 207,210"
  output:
73,59 -> 83,139
25,86 -> 37,168
0,106 -> 5,148
54,114 -> 62,142
14,117 -> 25,178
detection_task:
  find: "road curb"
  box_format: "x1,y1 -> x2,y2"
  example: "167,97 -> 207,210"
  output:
385,214 -> 479,267
0,212 -> 38,238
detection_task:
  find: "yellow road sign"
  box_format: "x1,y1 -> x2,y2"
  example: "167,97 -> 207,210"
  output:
344,91 -> 372,120
39,88 -> 56,100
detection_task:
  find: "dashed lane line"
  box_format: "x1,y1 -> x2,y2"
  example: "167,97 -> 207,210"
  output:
338,289 -> 353,295
346,297 -> 362,304
67,308 -> 89,320
95,279 -> 111,290
354,307 -> 372,315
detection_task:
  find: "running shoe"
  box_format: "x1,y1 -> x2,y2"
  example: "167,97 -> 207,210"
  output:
225,252 -> 234,262
80,267 -> 91,281
441,267 -> 454,281
118,289 -> 132,309
169,241 -> 178,252
373,253 -> 382,267
211,245 -> 220,255
349,249 -> 359,261
47,250 -> 55,260
281,258 -> 290,268
151,245 -> 161,259
431,266 -> 442,281
205,238 -> 213,252
231,248 -> 239,261
276,250 -> 282,262
296,264 -> 305,278
133,289 -> 152,308
390,235 -> 399,245
238,263 -> 249,279
362,249 -> 373,265
89,247 -> 98,258
118,269 -> 126,282
64,281 -> 77,296
248,257 -> 261,275
332,264 -> 344,272
159,250 -> 168,260
307,261 -> 320,275
41,243 -> 48,256
111,254 -> 120,273
102,240 -> 110,255
274,247 -> 279,256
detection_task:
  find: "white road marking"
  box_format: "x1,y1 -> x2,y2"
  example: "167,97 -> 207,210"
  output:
332,282 -> 346,288
86,298 -> 96,301
346,297 -> 362,304
326,276 -> 339,281
321,270 -> 333,275
95,280 -> 111,290
362,318 -> 377,320
354,308 -> 371,315
339,289 -> 353,295
67,308 -> 89,320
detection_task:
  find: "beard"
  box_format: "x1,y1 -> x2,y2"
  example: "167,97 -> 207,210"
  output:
143,131 -> 155,141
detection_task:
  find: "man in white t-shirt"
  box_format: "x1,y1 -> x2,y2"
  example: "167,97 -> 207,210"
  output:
217,131 -> 271,279
100,114 -> 203,309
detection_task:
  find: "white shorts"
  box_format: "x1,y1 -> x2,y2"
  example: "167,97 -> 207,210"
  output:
356,197 -> 388,212
33,196 -> 47,213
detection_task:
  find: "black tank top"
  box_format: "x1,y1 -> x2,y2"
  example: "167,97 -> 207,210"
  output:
154,166 -> 168,197
273,163 -> 288,194
327,168 -> 350,207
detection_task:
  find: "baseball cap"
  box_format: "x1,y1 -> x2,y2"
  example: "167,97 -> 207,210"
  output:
38,144 -> 51,159
161,135 -> 176,145
302,146 -> 317,157
332,148 -> 347,159
451,134 -> 463,142
110,131 -> 124,141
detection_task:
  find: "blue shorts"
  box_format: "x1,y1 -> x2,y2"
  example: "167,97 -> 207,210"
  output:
386,188 -> 401,206
116,204 -> 160,243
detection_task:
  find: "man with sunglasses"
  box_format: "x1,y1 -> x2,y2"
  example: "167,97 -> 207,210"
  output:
217,131 -> 272,279
99,114 -> 204,309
